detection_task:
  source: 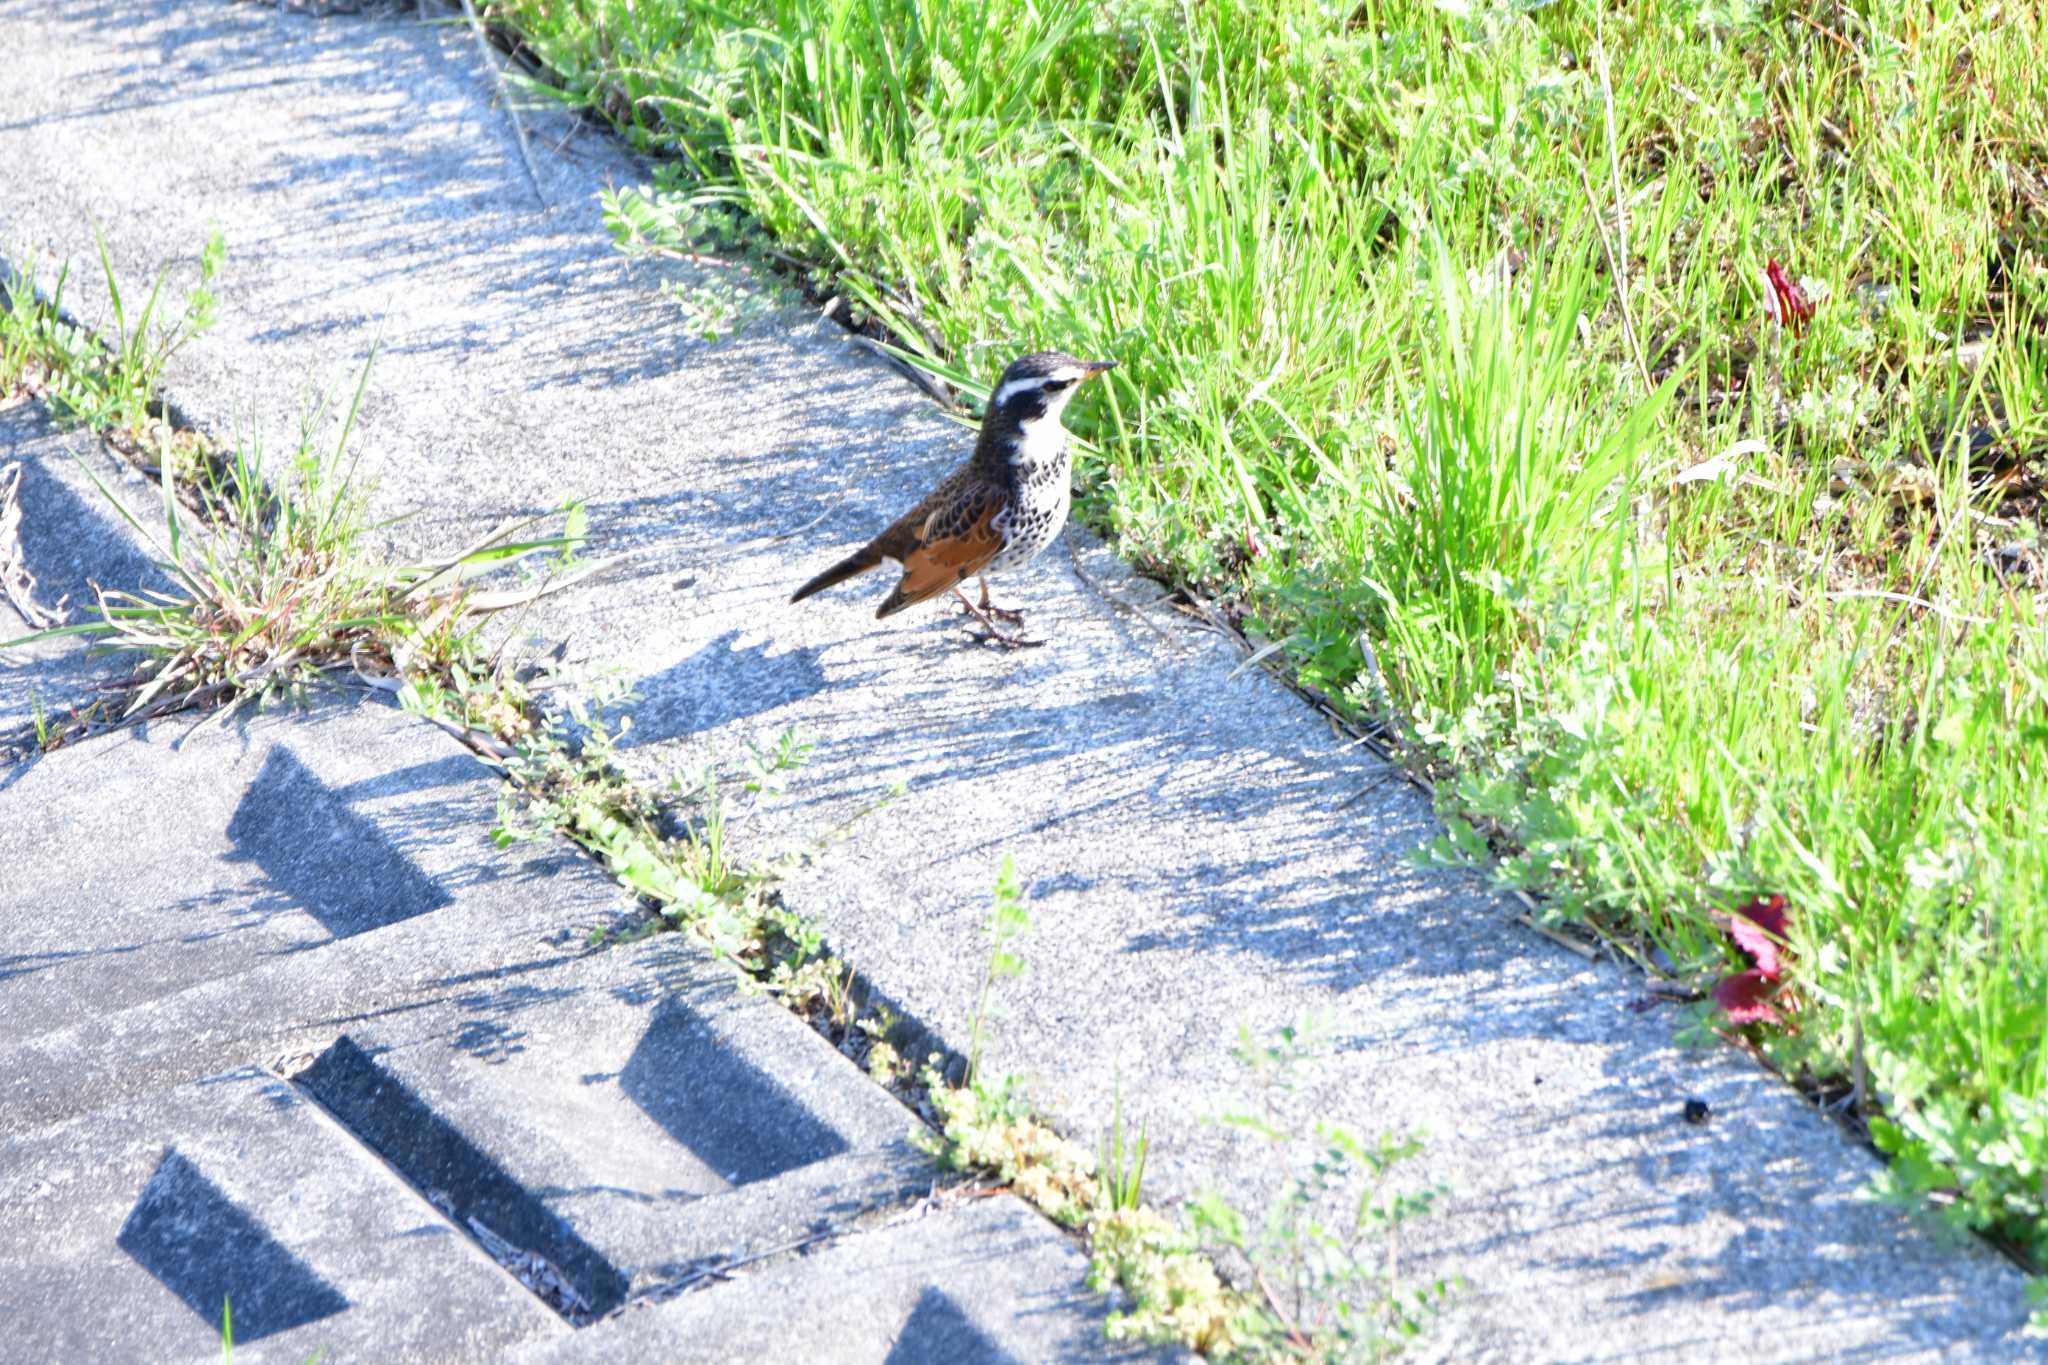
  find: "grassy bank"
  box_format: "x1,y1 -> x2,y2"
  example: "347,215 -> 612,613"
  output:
484,0 -> 2048,1266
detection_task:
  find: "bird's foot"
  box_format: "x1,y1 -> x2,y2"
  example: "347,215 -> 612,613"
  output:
956,597 -> 1024,625
969,579 -> 1026,625
967,626 -> 1045,650
954,584 -> 1041,647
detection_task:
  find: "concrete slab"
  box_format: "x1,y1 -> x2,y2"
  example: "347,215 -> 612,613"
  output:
0,697 -> 572,1035
0,1063 -> 562,1362
0,696 -> 628,1131
0,403 -> 166,743
523,1194 -> 1129,1365
287,932 -> 932,1313
0,1 -> 2033,1357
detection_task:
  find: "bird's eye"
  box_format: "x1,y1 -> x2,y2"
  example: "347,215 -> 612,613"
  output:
1046,378 -> 1074,392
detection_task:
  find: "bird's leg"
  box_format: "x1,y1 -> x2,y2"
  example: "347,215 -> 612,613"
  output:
976,576 -> 1026,625
950,584 -> 1042,650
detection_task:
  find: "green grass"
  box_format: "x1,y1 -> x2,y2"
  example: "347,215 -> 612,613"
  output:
488,0 -> 2048,1271
2,226 -> 223,439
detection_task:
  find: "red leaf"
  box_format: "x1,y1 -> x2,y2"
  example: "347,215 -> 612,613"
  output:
1713,969 -> 1782,1025
1725,895 -> 1791,979
1763,259 -> 1815,337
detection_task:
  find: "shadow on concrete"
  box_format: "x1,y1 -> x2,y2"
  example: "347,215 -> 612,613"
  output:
0,403 -> 164,771
620,998 -> 849,1186
885,1287 -> 1018,1365
773,671 -> 1461,1001
118,1148 -> 349,1344
0,942 -> 137,987
225,744 -> 453,938
0,410 -> 170,618
622,628 -> 828,747
443,977 -> 583,1065
297,1035 -> 631,1316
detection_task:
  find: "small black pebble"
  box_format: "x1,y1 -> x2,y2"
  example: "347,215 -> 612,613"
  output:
1682,1098 -> 1711,1125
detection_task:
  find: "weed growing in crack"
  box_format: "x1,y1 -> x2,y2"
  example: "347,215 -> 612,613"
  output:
1198,1018 -> 1454,1359
855,1004 -> 909,1089
0,233 -> 596,755
488,693 -> 763,922
599,179 -> 801,342
0,254 -> 87,405
1087,1019 -> 1453,1360
4,355 -> 590,751
966,852 -> 1029,1083
1087,1207 -> 1251,1358
741,726 -> 816,799
484,698 -> 860,1018
1099,1083 -> 1149,1216
84,224 -> 224,436
914,863 -> 1449,1361
1,225 -> 222,440
2,239 -> 230,512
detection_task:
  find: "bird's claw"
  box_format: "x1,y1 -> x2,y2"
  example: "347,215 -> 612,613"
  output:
967,626 -> 1045,650
957,598 -> 1025,625
955,584 -> 1038,647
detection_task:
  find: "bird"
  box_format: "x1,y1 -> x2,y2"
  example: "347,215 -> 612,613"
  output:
789,350 -> 1116,647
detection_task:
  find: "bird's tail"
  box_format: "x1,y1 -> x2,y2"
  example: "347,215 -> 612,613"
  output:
790,547 -> 884,603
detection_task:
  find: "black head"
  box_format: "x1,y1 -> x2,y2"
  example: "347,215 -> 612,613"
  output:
987,351 -> 1117,426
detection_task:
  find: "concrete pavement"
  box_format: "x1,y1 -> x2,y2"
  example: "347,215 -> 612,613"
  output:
0,0 -> 2033,1357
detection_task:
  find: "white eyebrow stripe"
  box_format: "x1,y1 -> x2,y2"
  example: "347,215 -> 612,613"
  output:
993,369 -> 1087,407
992,375 -> 1050,407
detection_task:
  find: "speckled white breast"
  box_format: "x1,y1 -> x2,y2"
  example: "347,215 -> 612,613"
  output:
989,427 -> 1072,574
989,480 -> 1070,574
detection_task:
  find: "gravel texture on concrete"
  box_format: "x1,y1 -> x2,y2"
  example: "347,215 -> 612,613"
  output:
0,0 -> 2033,1357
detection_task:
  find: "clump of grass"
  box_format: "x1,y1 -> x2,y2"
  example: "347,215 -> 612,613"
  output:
0,235 -> 600,753
6,362 -> 593,750
487,0 -> 2048,1273
2,226 -> 222,441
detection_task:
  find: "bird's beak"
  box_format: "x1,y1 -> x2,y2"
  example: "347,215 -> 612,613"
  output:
1080,360 -> 1117,381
